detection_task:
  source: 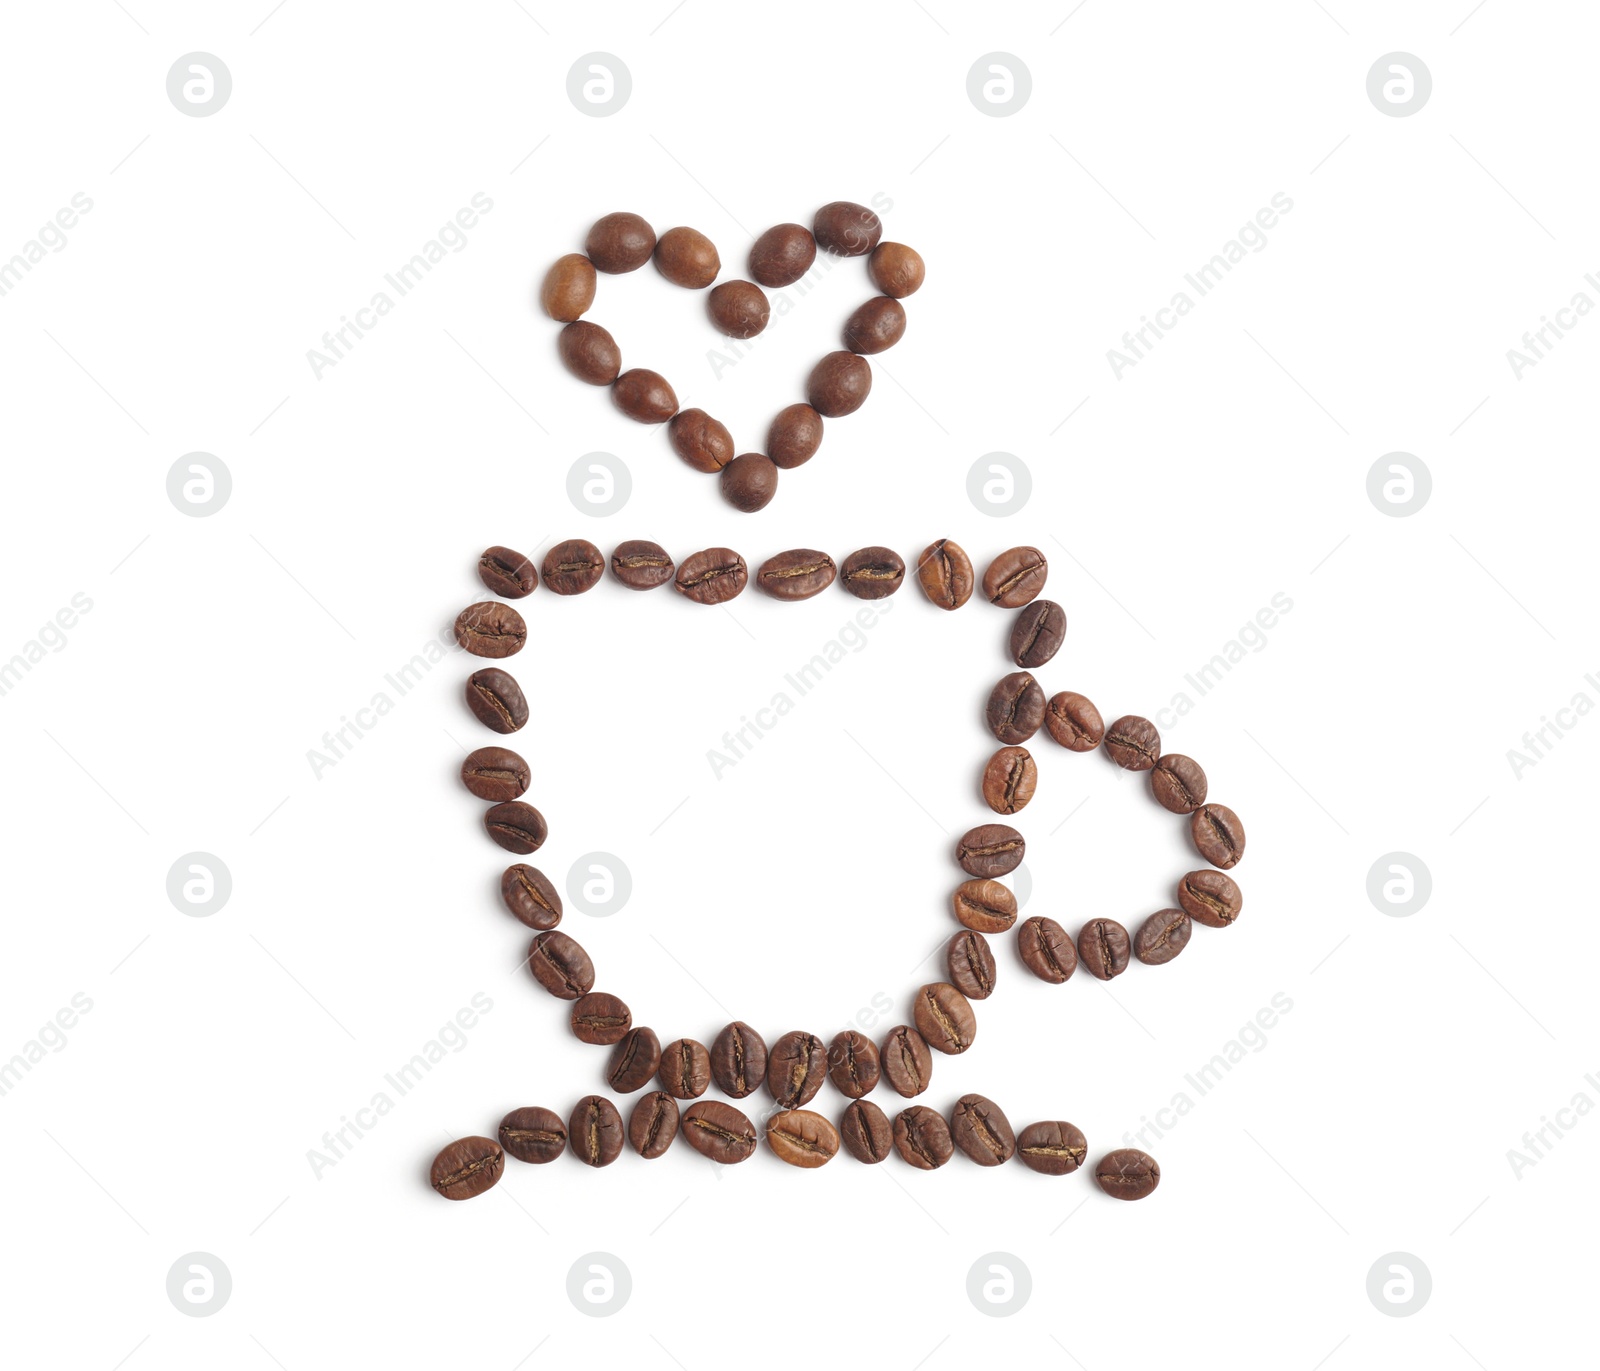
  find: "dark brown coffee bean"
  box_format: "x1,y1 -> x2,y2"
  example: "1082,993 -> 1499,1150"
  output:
628,1091 -> 679,1159
807,351 -> 872,417
682,1100 -> 758,1164
982,547 -> 1047,608
1010,599 -> 1066,668
953,879 -> 1017,934
840,546 -> 904,599
1178,870 -> 1242,927
707,279 -> 769,338
1045,691 -> 1103,751
557,320 -> 621,384
501,864 -> 561,930
667,408 -> 734,472
1017,916 -> 1076,983
986,672 -> 1045,744
881,1025 -> 933,1098
767,1109 -> 840,1168
868,241 -> 925,298
982,746 -> 1036,815
569,1095 -> 624,1167
950,1094 -> 1015,1166
675,547 -> 747,604
430,1136 -> 503,1199
1135,909 -> 1192,965
658,1038 -> 712,1099
1078,918 -> 1131,980
1017,1120 -> 1087,1175
613,367 -> 678,424
1104,715 -> 1161,770
893,1106 -> 953,1170
1152,755 -> 1208,814
606,1027 -> 661,1093
461,746 -> 528,801
498,1106 -> 566,1164
526,930 -> 593,999
914,982 -> 976,1054
1191,804 -> 1245,869
455,602 -> 526,658
720,453 -> 778,512
541,539 -> 604,596
767,1030 -> 826,1107
757,549 -> 836,600
654,226 -> 720,288
709,1022 -> 768,1099
827,1031 -> 880,1099
1096,1147 -> 1160,1200
467,667 -> 528,734
947,930 -> 997,1000
485,801 -> 546,854
767,403 -> 824,469
957,824 -> 1025,878
843,297 -> 906,354
814,200 -> 882,256
840,1099 -> 893,1163
585,211 -> 655,273
916,539 -> 973,610
611,540 -> 675,591
749,222 -> 817,287
570,991 -> 631,1045
540,252 -> 596,321
478,545 -> 537,599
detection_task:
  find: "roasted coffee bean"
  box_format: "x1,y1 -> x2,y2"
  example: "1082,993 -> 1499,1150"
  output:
478,546 -> 537,599
881,1025 -> 933,1097
667,408 -> 734,472
914,982 -> 976,1054
827,1031 -> 880,1099
430,1136 -> 503,1199
1104,715 -> 1161,770
720,453 -> 778,512
986,671 -> 1046,744
498,1106 -> 567,1164
814,200 -> 882,256
675,547 -> 747,604
1152,754 -> 1208,814
455,602 -> 526,658
658,1038 -> 712,1099
467,667 -> 528,734
707,279 -> 769,339
628,1091 -> 679,1159
957,823 -> 1025,878
1177,870 -> 1242,927
1017,916 -> 1077,983
767,1031 -> 826,1107
951,1094 -> 1016,1166
485,801 -> 547,854
893,1106 -> 953,1170
767,403 -> 825,469
916,538 -> 974,610
840,546 -> 904,599
749,222 -> 817,287
613,367 -> 678,423
682,1100 -> 758,1164
982,746 -> 1036,814
1017,1120 -> 1087,1175
1096,1147 -> 1160,1200
1078,918 -> 1131,980
461,746 -> 529,802
541,539 -> 605,596
569,1095 -> 624,1167
843,296 -> 906,354
540,252 -> 596,321
868,241 -> 925,298
757,549 -> 836,600
1191,803 -> 1245,869
570,991 -> 631,1045
709,1021 -> 768,1099
1135,908 -> 1192,965
526,930 -> 594,999
606,1027 -> 662,1093
840,1099 -> 893,1163
807,351 -> 872,417
767,1109 -> 840,1168
981,547 -> 1046,608
947,930 -> 997,1000
585,211 -> 655,273
557,320 -> 621,384
654,225 -> 720,288
1045,691 -> 1103,751
953,879 -> 1017,934
501,864 -> 562,930
1010,599 -> 1066,668
611,540 -> 675,590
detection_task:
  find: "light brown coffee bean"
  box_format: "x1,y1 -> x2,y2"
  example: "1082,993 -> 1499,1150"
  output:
570,991 -> 631,1045
814,201 -> 882,256
628,1091 -> 679,1159
708,279 -> 769,338
1177,870 -> 1242,927
767,404 -> 823,469
749,222 -> 817,287
827,1030 -> 880,1098
947,930 -> 997,1000
606,1027 -> 662,1093
950,1093 -> 1016,1166
840,1098 -> 893,1163
767,1109 -> 840,1168
653,226 -> 720,288
893,1106 -> 953,1170
585,211 -> 655,273
658,1038 -> 712,1099
540,253 -> 596,321
569,1095 -> 624,1167
1105,715 -> 1161,770
757,549 -> 836,600
557,320 -> 620,384
612,368 -> 678,424
982,746 -> 1036,814
881,1025 -> 933,1097
953,879 -> 1018,934
917,539 -> 974,610
1045,691 -> 1103,751
1152,754 -> 1208,813
1078,918 -> 1131,980
1135,909 -> 1192,965
1017,916 -> 1076,983
454,602 -> 526,658
667,408 -> 734,472
982,547 -> 1048,608
913,982 -> 976,1055
767,1031 -> 827,1108
682,1100 -> 758,1164
1191,803 -> 1245,869
807,351 -> 872,417
868,241 -> 925,298
843,297 -> 906,354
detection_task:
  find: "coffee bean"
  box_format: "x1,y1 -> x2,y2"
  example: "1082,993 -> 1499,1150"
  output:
840,546 -> 905,599
570,991 -> 632,1045
1078,918 -> 1131,980
1177,870 -> 1242,928
1096,1147 -> 1160,1200
707,280 -> 769,339
767,1109 -> 840,1168
986,671 -> 1045,744
557,320 -> 621,384
569,1095 -> 624,1167
498,1106 -> 567,1164
1104,715 -> 1161,770
1152,754 -> 1208,813
611,540 -> 675,591
953,878 -> 1017,934
667,408 -> 734,472
951,1094 -> 1016,1166
628,1091 -> 680,1159
981,745 -> 1036,814
749,222 -> 817,287
709,1021 -> 768,1099
658,1038 -> 712,1099
843,297 -> 906,354
1191,803 -> 1245,869
720,453 -> 778,512
1017,1121 -> 1087,1175
757,549 -> 836,600
957,823 -> 1025,878
767,403 -> 824,469
893,1106 -> 953,1170
485,801 -> 547,854
654,226 -> 720,289
827,1030 -> 880,1099
1010,599 -> 1066,668
1135,908 -> 1191,965
881,1025 -> 933,1097
606,1027 -> 661,1093
807,351 -> 872,417
461,746 -> 529,801
430,1136 -> 503,1199
526,930 -> 594,999
916,539 -> 974,610
613,367 -> 678,424
840,1099 -> 893,1163
814,201 -> 882,256
947,930 -> 997,1000
914,982 -> 976,1054
1017,916 -> 1077,983
540,252 -> 596,321
541,539 -> 604,596
1045,691 -> 1103,751
455,602 -> 526,658
682,1100 -> 758,1164
982,547 -> 1048,608
585,211 -> 655,274
478,546 -> 537,599
767,1030 -> 826,1107
675,547 -> 747,604
501,864 -> 562,930
467,668 -> 528,734
868,241 -> 925,298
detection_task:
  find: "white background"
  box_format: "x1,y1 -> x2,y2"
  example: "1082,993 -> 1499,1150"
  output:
1,1 -> 1595,1366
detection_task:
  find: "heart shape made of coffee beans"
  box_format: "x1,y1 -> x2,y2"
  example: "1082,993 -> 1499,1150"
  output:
432,540 -> 1246,1198
538,202 -> 924,513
